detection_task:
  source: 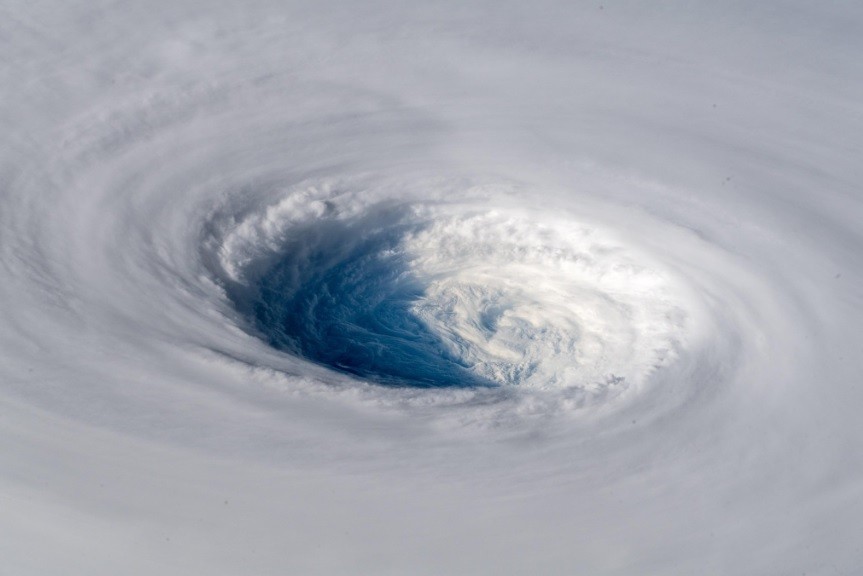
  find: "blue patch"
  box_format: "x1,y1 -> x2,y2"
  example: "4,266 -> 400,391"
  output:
244,210 -> 491,388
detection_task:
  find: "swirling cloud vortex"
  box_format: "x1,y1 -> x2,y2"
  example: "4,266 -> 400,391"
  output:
2,1 -> 861,575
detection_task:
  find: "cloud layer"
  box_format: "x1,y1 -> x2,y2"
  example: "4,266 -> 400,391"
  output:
2,1 -> 862,574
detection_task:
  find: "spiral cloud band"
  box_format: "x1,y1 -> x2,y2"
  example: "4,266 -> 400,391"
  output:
2,1 -> 862,574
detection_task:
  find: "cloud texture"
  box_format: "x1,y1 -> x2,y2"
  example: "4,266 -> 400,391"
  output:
2,1 -> 862,574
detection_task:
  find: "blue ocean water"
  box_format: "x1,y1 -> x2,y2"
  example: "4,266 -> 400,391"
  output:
247,212 -> 490,388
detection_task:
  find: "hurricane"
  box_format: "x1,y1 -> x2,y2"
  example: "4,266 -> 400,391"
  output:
3,1 -> 862,574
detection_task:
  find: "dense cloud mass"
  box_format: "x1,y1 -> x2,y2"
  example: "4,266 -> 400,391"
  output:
2,1 -> 862,574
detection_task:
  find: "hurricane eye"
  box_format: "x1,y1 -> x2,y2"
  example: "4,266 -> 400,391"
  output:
246,214 -> 486,388
214,182 -> 695,400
